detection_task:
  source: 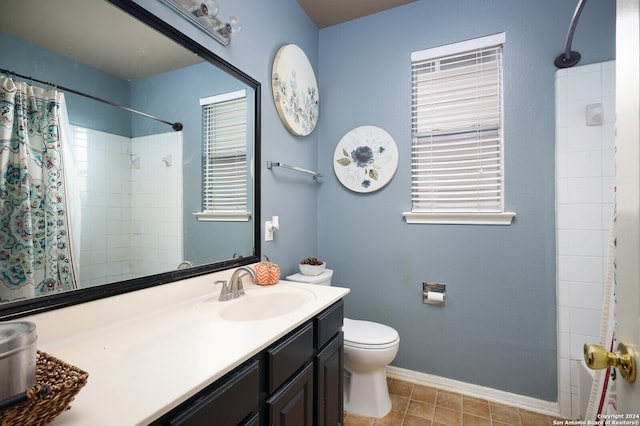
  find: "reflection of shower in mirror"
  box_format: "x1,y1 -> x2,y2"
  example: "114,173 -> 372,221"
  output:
0,0 -> 260,315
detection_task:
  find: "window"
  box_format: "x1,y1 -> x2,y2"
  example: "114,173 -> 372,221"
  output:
195,89 -> 250,222
403,33 -> 515,225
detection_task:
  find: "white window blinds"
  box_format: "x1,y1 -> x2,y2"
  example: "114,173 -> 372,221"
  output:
410,34 -> 505,214
201,90 -> 248,215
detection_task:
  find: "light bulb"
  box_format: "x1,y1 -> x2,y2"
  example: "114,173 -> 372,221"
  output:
203,0 -> 219,16
226,16 -> 242,33
192,0 -> 218,17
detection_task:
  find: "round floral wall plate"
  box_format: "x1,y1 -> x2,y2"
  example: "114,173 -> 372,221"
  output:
271,44 -> 319,136
333,126 -> 399,193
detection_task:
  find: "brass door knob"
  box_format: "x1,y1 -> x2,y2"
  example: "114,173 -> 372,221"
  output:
584,342 -> 637,383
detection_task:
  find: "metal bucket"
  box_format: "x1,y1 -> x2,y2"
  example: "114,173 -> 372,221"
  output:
0,322 -> 37,401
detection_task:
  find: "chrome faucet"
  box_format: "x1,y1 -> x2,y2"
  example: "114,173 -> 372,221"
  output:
218,266 -> 256,301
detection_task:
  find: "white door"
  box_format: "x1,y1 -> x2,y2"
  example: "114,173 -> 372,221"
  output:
615,0 -> 640,412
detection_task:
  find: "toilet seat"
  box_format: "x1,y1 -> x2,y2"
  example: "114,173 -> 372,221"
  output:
343,318 -> 400,349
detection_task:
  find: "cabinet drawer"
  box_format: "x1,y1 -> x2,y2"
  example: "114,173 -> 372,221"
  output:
168,360 -> 259,426
267,322 -> 313,393
315,300 -> 343,349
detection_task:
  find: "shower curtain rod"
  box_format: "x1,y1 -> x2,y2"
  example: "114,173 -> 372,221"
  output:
554,0 -> 587,68
0,68 -> 183,131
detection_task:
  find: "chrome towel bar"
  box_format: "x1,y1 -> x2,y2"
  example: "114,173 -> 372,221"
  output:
267,161 -> 322,180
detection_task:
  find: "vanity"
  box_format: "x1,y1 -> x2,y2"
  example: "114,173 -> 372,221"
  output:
19,268 -> 349,425
0,1 -> 348,423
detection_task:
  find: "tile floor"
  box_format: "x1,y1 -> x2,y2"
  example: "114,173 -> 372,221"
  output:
343,377 -> 566,426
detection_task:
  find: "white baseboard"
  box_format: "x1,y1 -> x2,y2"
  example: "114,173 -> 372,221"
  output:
386,366 -> 561,417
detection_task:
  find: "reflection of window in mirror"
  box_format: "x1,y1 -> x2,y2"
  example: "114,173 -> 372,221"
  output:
194,89 -> 251,222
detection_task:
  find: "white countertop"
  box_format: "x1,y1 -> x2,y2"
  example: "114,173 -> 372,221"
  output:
20,268 -> 349,426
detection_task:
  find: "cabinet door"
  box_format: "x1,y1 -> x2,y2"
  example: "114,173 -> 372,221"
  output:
240,412 -> 259,426
315,332 -> 344,426
267,362 -> 314,426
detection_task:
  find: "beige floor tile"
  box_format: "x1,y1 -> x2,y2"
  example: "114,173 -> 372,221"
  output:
520,410 -> 553,426
403,414 -> 433,426
462,413 -> 492,426
347,376 -> 554,426
375,409 -> 406,425
389,378 -> 414,398
462,396 -> 490,419
345,414 -> 375,426
412,384 -> 438,404
490,403 -> 522,425
390,393 -> 411,412
436,390 -> 463,411
407,400 -> 436,420
433,406 -> 463,426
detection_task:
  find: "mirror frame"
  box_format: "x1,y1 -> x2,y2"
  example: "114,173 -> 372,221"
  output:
0,0 -> 261,321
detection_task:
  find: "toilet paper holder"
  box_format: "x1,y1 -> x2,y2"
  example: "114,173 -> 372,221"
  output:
422,282 -> 446,306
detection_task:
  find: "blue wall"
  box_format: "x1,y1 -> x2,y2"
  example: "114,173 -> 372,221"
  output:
132,0 -> 322,268
131,63 -> 255,264
0,33 -> 132,136
316,0 -> 615,401
58,0 -> 614,402
135,0 -> 615,402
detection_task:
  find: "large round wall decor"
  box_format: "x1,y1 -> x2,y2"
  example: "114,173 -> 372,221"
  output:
271,44 -> 319,136
333,126 -> 399,193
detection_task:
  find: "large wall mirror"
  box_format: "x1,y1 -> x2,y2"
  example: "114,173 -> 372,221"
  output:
0,0 -> 261,319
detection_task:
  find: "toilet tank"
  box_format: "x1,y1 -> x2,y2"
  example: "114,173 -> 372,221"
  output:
286,269 -> 333,286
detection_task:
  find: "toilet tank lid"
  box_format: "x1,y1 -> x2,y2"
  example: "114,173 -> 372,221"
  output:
343,318 -> 399,345
286,269 -> 333,284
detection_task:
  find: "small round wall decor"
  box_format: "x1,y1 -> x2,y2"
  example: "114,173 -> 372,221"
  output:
333,126 -> 399,193
271,44 -> 319,136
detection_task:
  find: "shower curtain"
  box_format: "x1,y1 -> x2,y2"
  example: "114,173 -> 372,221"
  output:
0,76 -> 78,302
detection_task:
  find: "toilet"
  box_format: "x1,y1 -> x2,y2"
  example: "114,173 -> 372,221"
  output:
286,269 -> 400,418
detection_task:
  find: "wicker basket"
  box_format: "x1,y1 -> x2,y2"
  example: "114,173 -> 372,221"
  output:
0,350 -> 88,426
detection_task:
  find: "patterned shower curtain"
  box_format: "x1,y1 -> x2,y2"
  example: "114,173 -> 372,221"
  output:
0,76 -> 78,302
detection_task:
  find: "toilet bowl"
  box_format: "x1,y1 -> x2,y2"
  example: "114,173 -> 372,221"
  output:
343,318 -> 399,418
286,269 -> 400,419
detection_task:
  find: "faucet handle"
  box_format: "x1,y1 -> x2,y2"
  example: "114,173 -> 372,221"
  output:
236,273 -> 247,295
216,280 -> 233,301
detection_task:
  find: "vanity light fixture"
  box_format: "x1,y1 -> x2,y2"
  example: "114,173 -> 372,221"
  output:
158,0 -> 241,46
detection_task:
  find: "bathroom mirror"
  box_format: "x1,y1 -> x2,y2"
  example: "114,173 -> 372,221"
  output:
0,0 -> 261,319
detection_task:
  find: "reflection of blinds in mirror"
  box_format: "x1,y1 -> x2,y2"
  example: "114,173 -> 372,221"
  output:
201,89 -> 248,213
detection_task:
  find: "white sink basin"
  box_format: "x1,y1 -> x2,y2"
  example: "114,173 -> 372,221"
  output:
216,287 -> 316,321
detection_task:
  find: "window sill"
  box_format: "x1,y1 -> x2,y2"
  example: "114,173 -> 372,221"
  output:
194,211 -> 251,222
402,211 -> 516,225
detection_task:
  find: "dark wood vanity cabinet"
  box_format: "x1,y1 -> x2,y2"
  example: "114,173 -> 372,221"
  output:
267,362 -> 315,426
315,332 -> 344,426
153,299 -> 344,426
314,301 -> 344,426
165,359 -> 260,426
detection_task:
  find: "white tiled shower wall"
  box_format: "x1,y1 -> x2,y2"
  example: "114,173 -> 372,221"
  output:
555,61 -> 615,418
131,133 -> 183,277
68,127 -> 183,287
